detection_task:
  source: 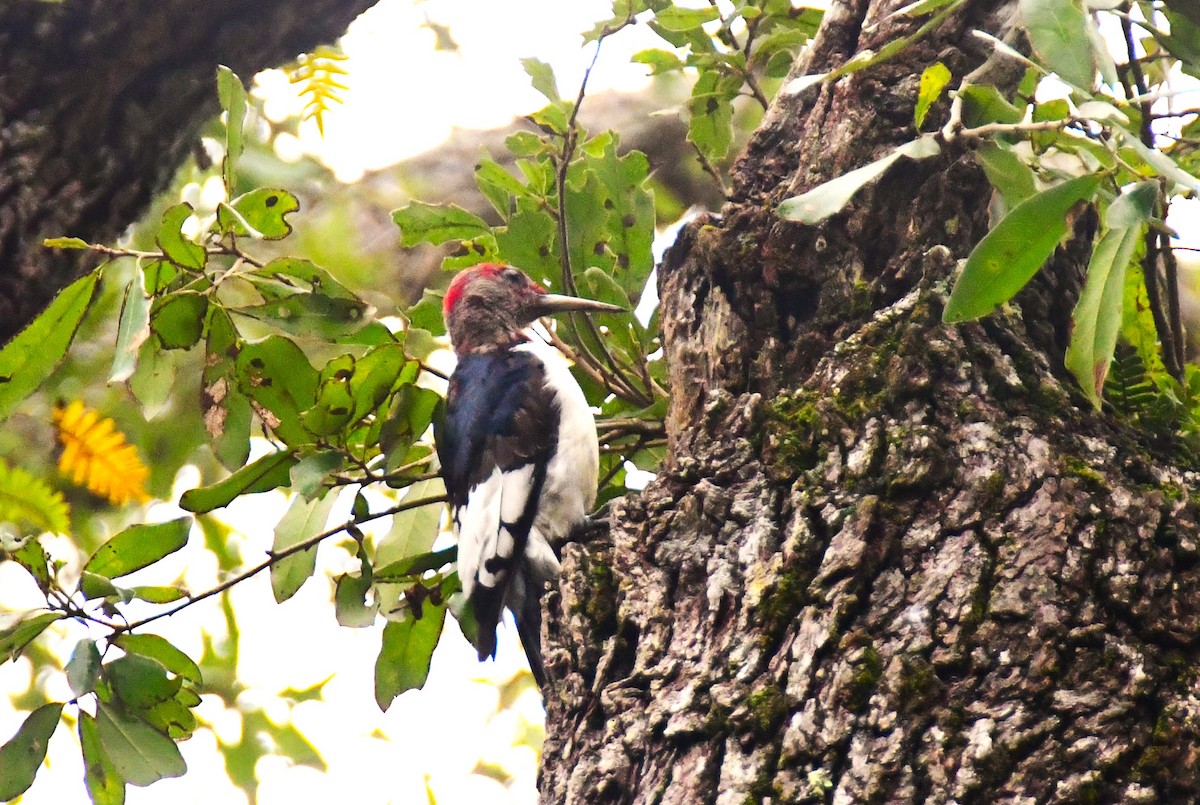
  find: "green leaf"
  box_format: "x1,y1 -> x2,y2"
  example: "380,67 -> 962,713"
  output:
349,346 -> 411,423
42,236 -> 90,250
113,633 -> 202,685
653,5 -> 720,30
379,386 -> 442,470
958,84 -> 1023,127
778,135 -> 942,224
127,586 -> 187,604
1105,180 -> 1159,230
235,335 -> 319,446
220,189 -> 300,240
96,701 -> 186,787
129,339 -> 178,420
687,69 -> 738,162
1019,0 -> 1095,90
374,546 -> 457,581
150,291 -> 208,350
218,65 -> 248,193
142,259 -> 177,295
250,257 -> 358,300
201,307 -> 250,469
374,601 -> 447,710
106,654 -> 182,710
406,292 -> 446,338
82,518 -> 191,580
0,612 -> 65,663
334,544 -> 376,628
8,538 -> 52,593
974,142 -> 1037,208
1119,128 -> 1200,194
79,571 -> 121,600
79,713 -> 126,805
504,130 -> 547,157
140,696 -> 197,741
494,208 -> 558,285
374,479 -> 445,569
238,293 -> 370,340
290,449 -> 345,498
0,268 -> 101,423
0,702 -> 63,800
110,268 -> 152,383
67,639 -> 102,697
631,48 -> 684,75
156,204 -> 206,270
1066,223 -> 1143,408
179,451 -> 298,513
475,158 -> 530,218
521,58 -> 560,103
270,491 -> 339,603
914,62 -> 951,129
944,173 -> 1101,323
391,202 -> 491,247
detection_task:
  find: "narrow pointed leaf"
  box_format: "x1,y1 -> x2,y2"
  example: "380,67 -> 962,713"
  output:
944,174 -> 1101,323
79,713 -> 126,805
0,269 -> 101,423
778,136 -> 941,224
1066,225 -> 1142,408
82,518 -> 191,580
218,66 -> 247,193
111,270 -> 151,383
0,702 -> 63,800
0,612 -> 65,663
179,451 -> 298,513
1065,182 -> 1157,407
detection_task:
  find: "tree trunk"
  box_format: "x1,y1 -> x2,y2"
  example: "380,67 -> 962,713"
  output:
541,2 -> 1200,802
0,0 -> 373,342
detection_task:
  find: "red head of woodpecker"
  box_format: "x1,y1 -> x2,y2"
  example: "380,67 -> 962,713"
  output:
435,263 -> 621,687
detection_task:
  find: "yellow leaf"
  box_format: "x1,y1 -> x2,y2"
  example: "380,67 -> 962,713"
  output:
52,401 -> 150,506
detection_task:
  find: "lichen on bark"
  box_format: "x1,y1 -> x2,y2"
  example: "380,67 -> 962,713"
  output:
540,1 -> 1200,803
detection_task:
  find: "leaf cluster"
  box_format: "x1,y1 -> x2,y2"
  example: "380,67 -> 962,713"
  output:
776,0 -> 1200,431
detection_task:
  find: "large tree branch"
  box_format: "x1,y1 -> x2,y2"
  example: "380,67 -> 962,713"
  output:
0,0 -> 375,342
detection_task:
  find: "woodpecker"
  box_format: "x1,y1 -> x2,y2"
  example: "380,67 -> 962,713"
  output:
436,263 -> 621,688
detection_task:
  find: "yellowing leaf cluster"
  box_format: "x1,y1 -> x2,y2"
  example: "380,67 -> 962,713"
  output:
53,400 -> 150,506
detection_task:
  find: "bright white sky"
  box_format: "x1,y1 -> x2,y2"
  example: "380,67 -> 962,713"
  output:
260,0 -> 663,183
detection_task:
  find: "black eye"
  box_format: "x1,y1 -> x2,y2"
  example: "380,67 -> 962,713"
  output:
501,268 -> 523,283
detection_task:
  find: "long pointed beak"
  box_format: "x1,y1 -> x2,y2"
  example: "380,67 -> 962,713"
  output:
537,293 -> 624,316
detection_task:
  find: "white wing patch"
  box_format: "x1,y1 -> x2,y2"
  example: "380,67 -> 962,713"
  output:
455,464 -> 540,597
453,467 -> 502,600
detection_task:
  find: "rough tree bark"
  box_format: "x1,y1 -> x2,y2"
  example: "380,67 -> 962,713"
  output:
542,1 -> 1200,802
0,0 -> 374,341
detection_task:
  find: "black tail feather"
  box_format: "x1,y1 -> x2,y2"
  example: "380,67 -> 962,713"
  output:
514,594 -> 549,690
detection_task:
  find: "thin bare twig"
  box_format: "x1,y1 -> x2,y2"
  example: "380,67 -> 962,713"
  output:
115,493 -> 447,633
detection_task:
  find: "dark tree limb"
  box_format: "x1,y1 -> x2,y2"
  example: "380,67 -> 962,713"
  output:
0,0 -> 375,341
